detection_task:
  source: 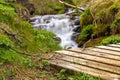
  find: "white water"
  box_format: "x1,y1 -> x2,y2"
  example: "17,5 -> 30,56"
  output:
30,13 -> 79,48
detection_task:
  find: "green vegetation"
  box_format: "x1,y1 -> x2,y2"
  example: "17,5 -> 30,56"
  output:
31,0 -> 65,14
101,35 -> 120,45
77,0 -> 120,46
0,1 -> 62,79
56,69 -> 101,80
77,24 -> 95,45
0,0 -> 112,79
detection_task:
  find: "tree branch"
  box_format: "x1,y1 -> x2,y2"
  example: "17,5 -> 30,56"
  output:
59,0 -> 85,11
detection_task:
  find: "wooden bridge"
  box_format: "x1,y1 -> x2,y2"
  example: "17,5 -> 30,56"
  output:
49,43 -> 120,80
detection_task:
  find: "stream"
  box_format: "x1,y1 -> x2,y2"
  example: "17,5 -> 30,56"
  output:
30,9 -> 80,48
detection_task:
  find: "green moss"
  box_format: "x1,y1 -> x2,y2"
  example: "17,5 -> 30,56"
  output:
33,0 -> 65,15
80,8 -> 93,26
0,34 -> 13,48
101,35 -> 120,45
77,24 -> 95,46
111,18 -> 120,34
78,0 -> 120,47
0,4 -> 17,26
34,30 -> 62,53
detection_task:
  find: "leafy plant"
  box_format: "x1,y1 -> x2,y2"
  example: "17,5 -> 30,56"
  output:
34,30 -> 62,53
77,24 -> 95,46
111,18 -> 120,34
0,34 -> 13,48
101,35 -> 120,45
57,69 -> 66,80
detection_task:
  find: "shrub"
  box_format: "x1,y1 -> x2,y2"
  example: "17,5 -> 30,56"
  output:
80,8 -> 93,26
0,4 -> 17,26
0,34 -> 13,49
101,35 -> 120,45
111,18 -> 120,34
77,24 -> 95,46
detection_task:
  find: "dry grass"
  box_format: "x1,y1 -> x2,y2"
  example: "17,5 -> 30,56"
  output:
30,0 -> 64,14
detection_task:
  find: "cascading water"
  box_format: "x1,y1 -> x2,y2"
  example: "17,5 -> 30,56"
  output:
30,10 -> 80,48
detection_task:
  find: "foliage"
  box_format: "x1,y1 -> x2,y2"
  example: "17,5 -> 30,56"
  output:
0,4 -> 17,26
0,34 -> 13,48
56,69 -> 101,80
67,72 -> 101,80
57,69 -> 66,80
34,30 -> 62,53
77,25 -> 95,46
80,8 -> 93,26
31,0 -> 64,15
111,18 -> 120,34
78,0 -> 120,47
101,35 -> 120,45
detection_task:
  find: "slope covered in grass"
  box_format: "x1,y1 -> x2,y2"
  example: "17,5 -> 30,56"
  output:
77,0 -> 120,47
0,0 -> 62,79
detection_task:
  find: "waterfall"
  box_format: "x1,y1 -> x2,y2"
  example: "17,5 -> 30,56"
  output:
30,11 -> 80,48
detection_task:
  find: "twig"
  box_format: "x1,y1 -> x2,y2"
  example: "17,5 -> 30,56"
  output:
11,48 -> 42,57
58,0 -> 85,11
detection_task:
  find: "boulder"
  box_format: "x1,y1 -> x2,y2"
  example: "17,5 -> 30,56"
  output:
74,19 -> 80,25
73,26 -> 81,33
71,33 -> 80,41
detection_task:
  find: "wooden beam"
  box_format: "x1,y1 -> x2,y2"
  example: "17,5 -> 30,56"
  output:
55,50 -> 120,66
50,59 -> 120,80
68,48 -> 120,61
53,53 -> 120,74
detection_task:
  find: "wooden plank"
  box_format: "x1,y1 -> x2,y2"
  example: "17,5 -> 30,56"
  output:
117,43 -> 120,45
55,50 -> 120,66
53,53 -> 120,74
108,44 -> 120,48
67,48 -> 120,61
49,59 -> 120,80
89,48 -> 120,56
96,46 -> 120,52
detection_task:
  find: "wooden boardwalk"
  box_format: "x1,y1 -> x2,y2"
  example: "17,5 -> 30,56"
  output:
49,44 -> 120,80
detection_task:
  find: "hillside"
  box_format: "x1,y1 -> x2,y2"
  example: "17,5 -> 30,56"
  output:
1,0 -> 120,80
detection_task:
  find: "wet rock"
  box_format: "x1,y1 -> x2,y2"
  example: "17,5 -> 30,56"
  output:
25,3 -> 35,15
74,19 -> 80,25
29,18 -> 36,23
71,33 -> 80,41
73,26 -> 81,33
53,36 -> 61,44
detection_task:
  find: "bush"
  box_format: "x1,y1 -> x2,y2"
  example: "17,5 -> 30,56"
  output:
111,18 -> 120,34
0,34 -> 13,49
80,8 -> 93,26
77,24 -> 95,46
101,35 -> 120,45
0,4 -> 17,26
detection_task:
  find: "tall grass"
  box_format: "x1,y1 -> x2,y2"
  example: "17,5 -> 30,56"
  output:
30,0 -> 65,14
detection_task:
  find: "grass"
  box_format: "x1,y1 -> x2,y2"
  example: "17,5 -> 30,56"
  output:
30,0 -> 65,14
0,0 -> 102,80
101,35 -> 120,45
77,0 -> 120,47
